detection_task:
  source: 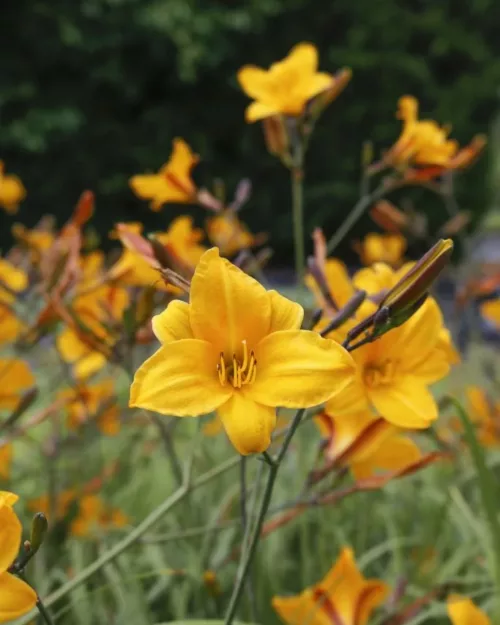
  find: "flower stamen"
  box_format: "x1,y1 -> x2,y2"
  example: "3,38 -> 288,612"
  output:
217,342 -> 257,389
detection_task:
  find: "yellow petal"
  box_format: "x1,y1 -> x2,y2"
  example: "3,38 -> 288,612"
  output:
152,300 -> 193,344
245,102 -> 281,122
0,505 -> 21,573
130,341 -> 232,416
237,66 -> 271,100
447,594 -> 490,625
287,42 -> 319,74
0,259 -> 28,293
272,589 -> 331,625
217,393 -> 276,455
0,306 -> 24,345
129,174 -> 166,200
353,434 -> 422,480
250,330 -> 355,408
74,352 -> 107,380
0,492 -> 19,508
324,373 -> 370,417
368,376 -> 437,428
268,290 -> 304,332
189,248 -> 271,357
303,72 -> 334,100
0,445 -> 12,480
0,359 -> 35,410
466,386 -> 491,423
320,547 -> 389,625
0,572 -> 36,620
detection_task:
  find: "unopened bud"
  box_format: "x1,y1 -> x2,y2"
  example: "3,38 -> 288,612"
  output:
262,115 -> 290,161
30,512 -> 48,554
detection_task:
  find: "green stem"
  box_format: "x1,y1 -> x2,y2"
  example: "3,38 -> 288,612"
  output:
224,408 -> 306,625
325,181 -> 395,255
15,455 -> 240,625
36,596 -> 55,625
453,398 -> 500,619
291,158 -> 305,291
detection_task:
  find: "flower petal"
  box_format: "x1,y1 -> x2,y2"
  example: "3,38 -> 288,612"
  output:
268,290 -> 304,332
0,505 -> 21,573
152,300 -> 193,344
250,330 -> 355,408
245,102 -> 280,122
352,434 -> 422,481
287,42 -> 319,74
130,341 -> 232,416
217,393 -> 276,455
237,66 -> 271,100
447,594 -> 490,625
272,589 -> 331,625
368,376 -> 438,428
0,572 -> 37,620
304,72 -> 334,100
189,248 -> 271,358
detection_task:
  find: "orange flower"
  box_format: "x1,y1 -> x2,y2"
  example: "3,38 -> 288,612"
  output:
238,43 -> 338,122
384,96 -> 485,179
354,233 -> 406,267
70,495 -> 128,537
316,409 -> 421,480
0,359 -> 35,412
273,547 -> 388,625
58,379 -> 120,436
206,212 -> 265,257
0,161 -> 26,214
129,139 -> 199,211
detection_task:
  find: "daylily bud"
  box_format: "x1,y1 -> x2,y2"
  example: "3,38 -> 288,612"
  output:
262,115 -> 290,161
203,570 -> 221,597
30,512 -> 48,554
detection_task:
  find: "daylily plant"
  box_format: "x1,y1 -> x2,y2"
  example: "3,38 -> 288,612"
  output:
130,247 -> 355,454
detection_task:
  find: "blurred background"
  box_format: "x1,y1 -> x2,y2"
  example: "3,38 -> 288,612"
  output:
1,0 -> 499,264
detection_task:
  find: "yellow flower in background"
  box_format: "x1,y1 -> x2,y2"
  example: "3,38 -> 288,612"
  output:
481,298 -> 500,329
58,379 -> 120,436
238,43 -> 333,122
0,446 -> 12,481
12,222 -> 55,259
0,162 -> 26,214
28,489 -> 76,521
447,594 -> 490,625
57,328 -> 108,380
385,96 -> 486,177
325,296 -> 451,429
130,248 -> 355,455
0,359 -> 35,412
109,217 -> 206,287
70,494 -> 128,537
130,138 -> 199,211
273,547 -> 388,625
463,386 -> 500,447
316,409 -> 422,480
0,305 -> 24,346
206,212 -> 264,257
0,258 -> 28,304
355,233 -> 406,267
0,492 -> 37,621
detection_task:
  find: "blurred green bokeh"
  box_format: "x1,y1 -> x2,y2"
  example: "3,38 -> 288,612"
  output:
1,0 -> 498,262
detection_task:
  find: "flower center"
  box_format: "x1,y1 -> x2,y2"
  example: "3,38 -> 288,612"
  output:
217,340 -> 257,389
363,359 -> 395,388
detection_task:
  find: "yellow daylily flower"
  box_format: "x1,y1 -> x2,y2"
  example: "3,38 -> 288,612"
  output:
238,42 -> 334,122
273,547 -> 389,625
130,248 -> 355,455
355,233 -> 406,268
324,294 -> 452,429
0,305 -> 24,346
0,359 -> 35,412
0,493 -> 37,621
481,298 -> 500,329
447,594 -> 490,625
0,162 -> 26,214
130,138 -> 199,211
0,258 -> 28,304
58,379 -> 120,436
316,409 -> 421,481
206,212 -> 264,257
0,445 -> 12,481
384,96 -> 486,179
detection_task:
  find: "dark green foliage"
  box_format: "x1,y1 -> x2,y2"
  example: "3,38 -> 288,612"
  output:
1,0 -> 498,262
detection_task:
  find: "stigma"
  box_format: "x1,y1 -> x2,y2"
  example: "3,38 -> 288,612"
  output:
216,340 -> 257,388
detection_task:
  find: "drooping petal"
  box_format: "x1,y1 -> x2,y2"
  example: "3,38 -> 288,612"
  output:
0,572 -> 37,620
130,340 -> 232,416
268,290 -> 304,332
245,102 -> 281,122
272,589 -> 331,625
250,330 -> 355,408
352,434 -> 422,481
217,392 -> 276,455
152,300 -> 193,344
0,505 -> 21,574
237,66 -> 271,100
447,594 -> 490,625
320,548 -> 389,625
368,376 -> 438,428
189,248 -> 271,357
